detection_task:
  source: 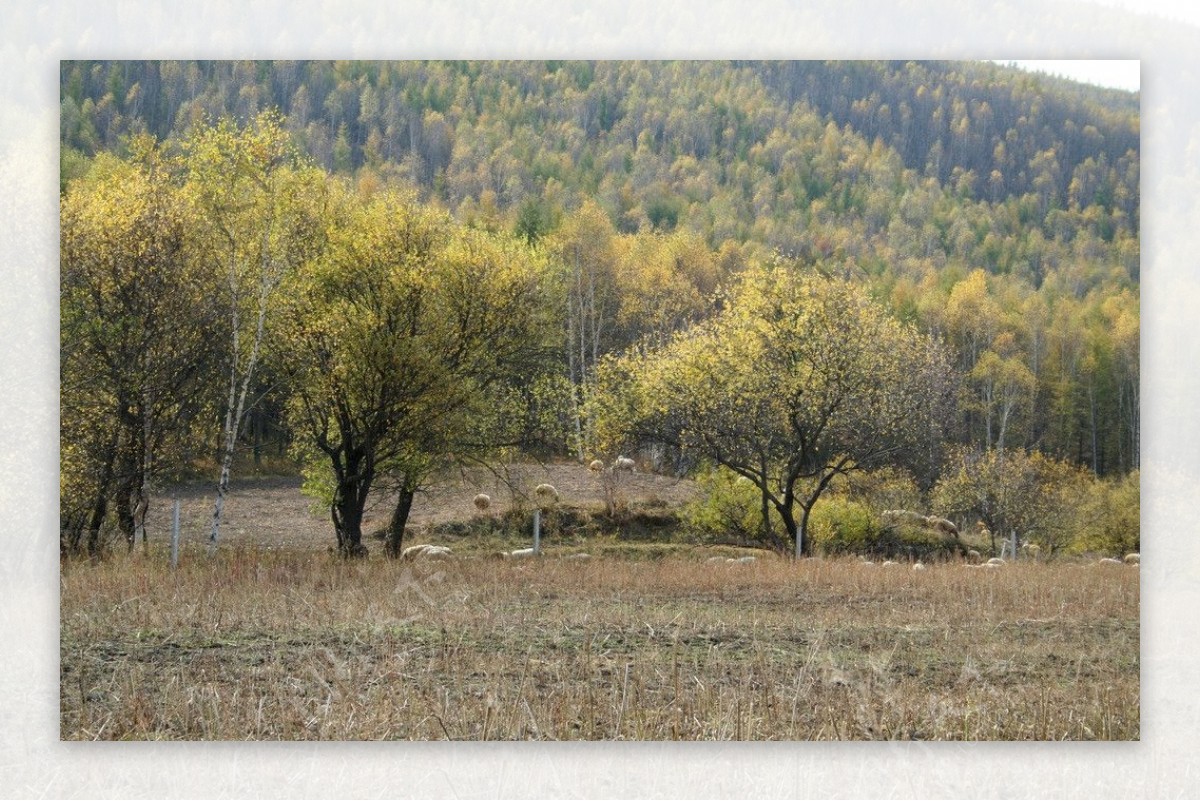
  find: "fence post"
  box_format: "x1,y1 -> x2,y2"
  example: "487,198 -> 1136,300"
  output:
170,499 -> 181,570
533,508 -> 541,555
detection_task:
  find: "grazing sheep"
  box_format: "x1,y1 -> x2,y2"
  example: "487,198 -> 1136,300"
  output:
881,560 -> 898,567
706,556 -> 727,564
533,483 -> 559,506
730,556 -> 757,564
966,549 -> 982,562
925,516 -> 959,536
564,553 -> 592,561
614,456 -> 636,471
473,493 -> 491,511
588,459 -> 605,472
1124,552 -> 1140,564
912,562 -> 926,571
1099,557 -> 1123,565
510,547 -> 537,558
1021,542 -> 1041,557
402,544 -> 453,560
883,511 -> 961,549
981,562 -> 1001,569
986,557 -> 1005,566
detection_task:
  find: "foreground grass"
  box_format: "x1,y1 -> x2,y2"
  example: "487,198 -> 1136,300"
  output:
60,549 -> 1138,740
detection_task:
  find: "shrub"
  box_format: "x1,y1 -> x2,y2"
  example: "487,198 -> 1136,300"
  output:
808,497 -> 879,555
681,468 -> 761,542
1069,470 -> 1139,556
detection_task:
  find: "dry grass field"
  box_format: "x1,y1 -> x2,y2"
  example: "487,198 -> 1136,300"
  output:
60,470 -> 1139,741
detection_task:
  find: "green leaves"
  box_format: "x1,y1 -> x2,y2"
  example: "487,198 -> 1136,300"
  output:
274,184 -> 562,552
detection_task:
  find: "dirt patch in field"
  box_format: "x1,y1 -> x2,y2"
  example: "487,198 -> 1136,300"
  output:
146,462 -> 700,552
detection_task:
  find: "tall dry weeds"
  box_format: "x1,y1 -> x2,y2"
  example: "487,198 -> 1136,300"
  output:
61,551 -> 1138,740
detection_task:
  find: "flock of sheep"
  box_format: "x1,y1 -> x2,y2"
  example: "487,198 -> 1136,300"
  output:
398,460 -> 1140,569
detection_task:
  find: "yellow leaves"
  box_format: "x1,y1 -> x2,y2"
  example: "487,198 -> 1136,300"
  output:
592,261 -> 953,483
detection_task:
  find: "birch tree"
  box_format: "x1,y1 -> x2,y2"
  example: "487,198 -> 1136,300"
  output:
182,111 -> 326,548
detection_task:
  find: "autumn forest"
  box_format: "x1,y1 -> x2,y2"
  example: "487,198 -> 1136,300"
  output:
59,60 -> 1139,560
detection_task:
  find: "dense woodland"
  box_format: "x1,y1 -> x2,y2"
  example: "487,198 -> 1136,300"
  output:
59,60 -> 1139,559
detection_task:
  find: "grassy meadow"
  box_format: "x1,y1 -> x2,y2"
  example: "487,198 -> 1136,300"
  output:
61,547 -> 1138,741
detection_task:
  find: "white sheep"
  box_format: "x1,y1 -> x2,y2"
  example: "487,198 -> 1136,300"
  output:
588,459 -> 605,472
1124,552 -> 1140,564
564,553 -> 592,561
510,547 -> 537,558
925,516 -> 959,536
402,544 -> 453,560
473,493 -> 491,511
726,555 -> 757,564
986,557 -> 1005,566
614,456 -> 636,472
1099,557 -> 1123,565
881,560 -> 898,567
912,562 -> 926,571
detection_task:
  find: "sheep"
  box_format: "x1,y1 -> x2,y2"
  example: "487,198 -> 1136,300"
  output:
1021,542 -> 1041,557
510,547 -> 537,558
588,459 -> 605,472
402,544 -> 453,560
1124,552 -> 1140,565
881,560 -> 898,567
705,556 -> 727,564
966,549 -> 982,563
1098,557 -> 1123,565
614,456 -> 636,472
925,516 -> 959,536
533,483 -> 559,506
564,553 -> 592,561
912,562 -> 926,571
728,556 -> 757,564
986,557 -> 1005,566
473,493 -> 491,512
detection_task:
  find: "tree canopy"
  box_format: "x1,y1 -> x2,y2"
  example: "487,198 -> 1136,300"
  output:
592,263 -> 955,555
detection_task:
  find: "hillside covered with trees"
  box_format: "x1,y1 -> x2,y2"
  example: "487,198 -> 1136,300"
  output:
59,60 -> 1139,559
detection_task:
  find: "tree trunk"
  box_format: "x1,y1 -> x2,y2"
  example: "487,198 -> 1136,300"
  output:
84,426 -> 121,559
774,501 -> 806,559
795,504 -> 815,558
385,483 -> 418,558
758,482 -> 773,548
116,478 -> 138,552
331,456 -> 372,558
332,488 -> 368,558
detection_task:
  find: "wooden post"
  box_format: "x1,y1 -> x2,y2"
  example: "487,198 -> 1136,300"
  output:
170,499 -> 181,570
533,508 -> 541,555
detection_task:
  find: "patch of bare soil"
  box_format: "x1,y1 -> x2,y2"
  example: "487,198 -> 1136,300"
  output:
147,462 -> 700,552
